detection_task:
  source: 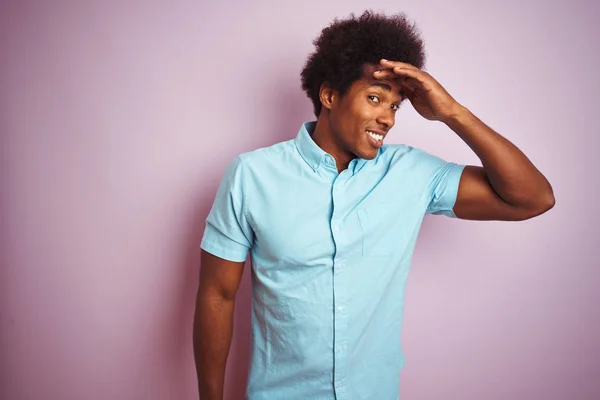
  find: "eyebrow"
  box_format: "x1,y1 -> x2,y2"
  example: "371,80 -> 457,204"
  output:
369,81 -> 404,97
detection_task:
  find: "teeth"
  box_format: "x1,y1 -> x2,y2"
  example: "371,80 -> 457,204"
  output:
367,131 -> 383,141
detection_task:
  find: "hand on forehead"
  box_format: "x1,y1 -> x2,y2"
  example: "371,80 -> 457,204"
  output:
361,63 -> 407,93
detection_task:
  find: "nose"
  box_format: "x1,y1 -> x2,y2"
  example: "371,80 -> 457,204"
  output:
375,107 -> 395,129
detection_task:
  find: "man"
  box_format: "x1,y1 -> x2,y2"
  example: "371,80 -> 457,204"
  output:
193,10 -> 554,400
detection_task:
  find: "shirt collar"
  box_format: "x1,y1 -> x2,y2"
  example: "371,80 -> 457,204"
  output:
294,120 -> 380,174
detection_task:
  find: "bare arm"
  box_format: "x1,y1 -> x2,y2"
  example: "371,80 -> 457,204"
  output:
373,59 -> 555,221
193,249 -> 245,400
446,106 -> 555,221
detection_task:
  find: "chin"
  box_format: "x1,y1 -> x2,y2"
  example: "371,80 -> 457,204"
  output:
358,142 -> 379,159
362,152 -> 378,160
355,148 -> 378,160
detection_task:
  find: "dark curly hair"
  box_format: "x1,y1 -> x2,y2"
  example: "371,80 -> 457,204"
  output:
300,10 -> 426,117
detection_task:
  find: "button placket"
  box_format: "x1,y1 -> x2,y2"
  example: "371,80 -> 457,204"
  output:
335,260 -> 344,274
331,175 -> 348,398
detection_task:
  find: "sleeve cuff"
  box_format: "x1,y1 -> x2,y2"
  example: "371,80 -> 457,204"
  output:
431,163 -> 466,218
200,225 -> 250,263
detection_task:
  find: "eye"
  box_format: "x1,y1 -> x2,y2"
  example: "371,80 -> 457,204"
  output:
391,104 -> 400,111
368,95 -> 380,103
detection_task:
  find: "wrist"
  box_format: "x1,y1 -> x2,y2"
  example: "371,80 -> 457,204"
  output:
442,103 -> 470,127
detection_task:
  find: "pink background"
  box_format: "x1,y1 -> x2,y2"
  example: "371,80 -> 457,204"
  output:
1,1 -> 598,399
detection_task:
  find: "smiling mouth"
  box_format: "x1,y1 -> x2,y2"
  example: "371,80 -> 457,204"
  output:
366,130 -> 384,142
366,130 -> 385,149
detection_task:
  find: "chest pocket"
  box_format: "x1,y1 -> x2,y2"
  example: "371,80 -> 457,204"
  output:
357,203 -> 398,257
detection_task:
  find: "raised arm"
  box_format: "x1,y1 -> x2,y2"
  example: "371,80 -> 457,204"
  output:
447,108 -> 554,221
374,59 -> 555,221
193,250 -> 245,400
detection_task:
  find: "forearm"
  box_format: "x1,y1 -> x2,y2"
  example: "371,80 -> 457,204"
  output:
193,291 -> 235,400
444,105 -> 554,209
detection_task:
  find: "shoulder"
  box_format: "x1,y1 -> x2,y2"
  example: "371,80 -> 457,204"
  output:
237,138 -> 295,167
225,138 -> 298,184
378,143 -> 461,188
379,143 -> 443,167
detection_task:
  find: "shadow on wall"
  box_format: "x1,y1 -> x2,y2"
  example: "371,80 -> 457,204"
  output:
178,62 -> 313,400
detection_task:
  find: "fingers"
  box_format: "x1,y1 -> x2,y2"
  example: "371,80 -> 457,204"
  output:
373,69 -> 397,80
392,67 -> 426,86
380,59 -> 418,70
373,69 -> 420,90
378,59 -> 427,84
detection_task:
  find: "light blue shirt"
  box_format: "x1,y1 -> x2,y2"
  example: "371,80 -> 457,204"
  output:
200,121 -> 466,399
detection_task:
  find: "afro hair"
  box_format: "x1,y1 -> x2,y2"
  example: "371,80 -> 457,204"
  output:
300,10 -> 427,117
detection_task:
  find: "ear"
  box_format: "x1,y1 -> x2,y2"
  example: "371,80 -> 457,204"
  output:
319,82 -> 336,111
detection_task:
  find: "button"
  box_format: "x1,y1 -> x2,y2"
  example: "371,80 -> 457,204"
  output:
337,346 -> 343,353
313,163 -> 318,169
333,226 -> 339,232
337,306 -> 344,312
335,382 -> 343,388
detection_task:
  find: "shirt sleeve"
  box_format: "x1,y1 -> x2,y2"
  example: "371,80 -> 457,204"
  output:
200,155 -> 254,262
418,149 -> 467,218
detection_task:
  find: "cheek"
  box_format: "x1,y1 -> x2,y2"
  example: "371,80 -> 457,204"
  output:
351,100 -> 377,124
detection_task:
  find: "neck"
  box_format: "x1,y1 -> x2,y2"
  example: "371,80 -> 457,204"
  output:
311,114 -> 354,173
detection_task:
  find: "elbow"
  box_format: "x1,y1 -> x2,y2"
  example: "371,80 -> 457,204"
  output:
518,190 -> 555,220
538,181 -> 556,214
523,175 -> 556,217
542,191 -> 556,212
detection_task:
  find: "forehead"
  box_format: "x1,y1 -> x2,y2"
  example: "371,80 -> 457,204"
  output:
352,63 -> 402,94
